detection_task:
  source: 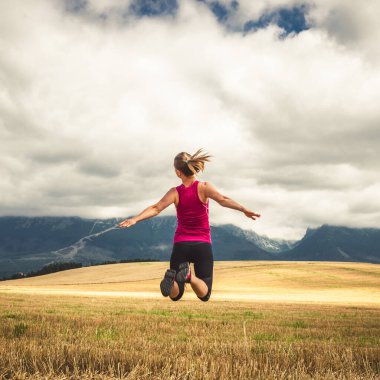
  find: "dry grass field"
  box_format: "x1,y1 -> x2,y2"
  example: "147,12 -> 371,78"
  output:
1,261 -> 380,379
1,261 -> 379,305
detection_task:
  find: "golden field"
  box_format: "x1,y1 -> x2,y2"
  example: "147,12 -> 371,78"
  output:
1,261 -> 379,305
0,261 -> 380,379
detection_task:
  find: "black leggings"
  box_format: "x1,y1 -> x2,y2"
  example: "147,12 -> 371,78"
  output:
170,242 -> 214,302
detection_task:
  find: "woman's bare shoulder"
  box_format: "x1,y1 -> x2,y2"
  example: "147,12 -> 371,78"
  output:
199,181 -> 211,190
200,181 -> 216,191
169,187 -> 179,197
199,181 -> 218,194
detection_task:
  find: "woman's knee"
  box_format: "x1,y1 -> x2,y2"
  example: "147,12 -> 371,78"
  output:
197,279 -> 212,302
198,276 -> 212,302
170,294 -> 183,302
198,291 -> 211,302
170,282 -> 184,301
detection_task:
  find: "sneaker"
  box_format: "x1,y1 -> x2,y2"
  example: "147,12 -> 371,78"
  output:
160,269 -> 176,297
176,262 -> 191,284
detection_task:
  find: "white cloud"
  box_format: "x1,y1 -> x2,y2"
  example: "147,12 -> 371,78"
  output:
0,0 -> 379,240
308,0 -> 380,60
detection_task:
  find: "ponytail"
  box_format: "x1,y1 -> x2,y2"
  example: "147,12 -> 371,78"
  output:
174,148 -> 212,177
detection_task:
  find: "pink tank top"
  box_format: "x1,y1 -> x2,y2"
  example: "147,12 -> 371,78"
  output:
173,180 -> 211,244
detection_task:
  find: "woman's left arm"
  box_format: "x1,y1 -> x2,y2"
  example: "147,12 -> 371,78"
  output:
204,182 -> 261,220
119,188 -> 177,228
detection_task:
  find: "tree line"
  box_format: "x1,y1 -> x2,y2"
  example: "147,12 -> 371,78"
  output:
0,258 -> 160,281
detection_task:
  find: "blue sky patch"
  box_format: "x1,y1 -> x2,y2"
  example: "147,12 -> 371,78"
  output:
129,0 -> 178,17
243,5 -> 310,36
208,2 -> 229,22
64,0 -> 87,13
63,0 -> 310,37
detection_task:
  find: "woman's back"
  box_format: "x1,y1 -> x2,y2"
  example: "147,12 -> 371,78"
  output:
174,180 -> 211,243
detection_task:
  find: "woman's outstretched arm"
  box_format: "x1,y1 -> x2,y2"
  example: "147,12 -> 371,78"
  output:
118,188 -> 177,228
204,182 -> 261,220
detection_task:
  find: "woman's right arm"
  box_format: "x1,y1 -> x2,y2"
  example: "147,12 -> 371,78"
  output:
204,182 -> 261,220
118,187 -> 177,228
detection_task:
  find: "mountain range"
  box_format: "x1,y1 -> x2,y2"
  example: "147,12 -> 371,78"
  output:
0,216 -> 379,278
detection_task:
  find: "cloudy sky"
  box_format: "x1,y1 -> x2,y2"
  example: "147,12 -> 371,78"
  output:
1,0 -> 379,239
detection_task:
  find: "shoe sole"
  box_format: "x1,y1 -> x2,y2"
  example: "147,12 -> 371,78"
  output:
176,262 -> 190,283
160,269 -> 176,297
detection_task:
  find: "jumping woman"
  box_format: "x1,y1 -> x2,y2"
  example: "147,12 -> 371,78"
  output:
118,149 -> 260,302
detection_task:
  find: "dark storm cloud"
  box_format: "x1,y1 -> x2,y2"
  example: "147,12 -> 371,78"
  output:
77,159 -> 122,178
28,145 -> 86,165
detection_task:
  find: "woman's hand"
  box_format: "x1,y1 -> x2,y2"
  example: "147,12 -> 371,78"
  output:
243,209 -> 261,220
119,218 -> 137,228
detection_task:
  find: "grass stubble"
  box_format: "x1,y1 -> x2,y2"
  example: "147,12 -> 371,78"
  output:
0,293 -> 379,380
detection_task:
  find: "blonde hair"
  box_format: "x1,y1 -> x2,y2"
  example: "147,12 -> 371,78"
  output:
174,148 -> 212,177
